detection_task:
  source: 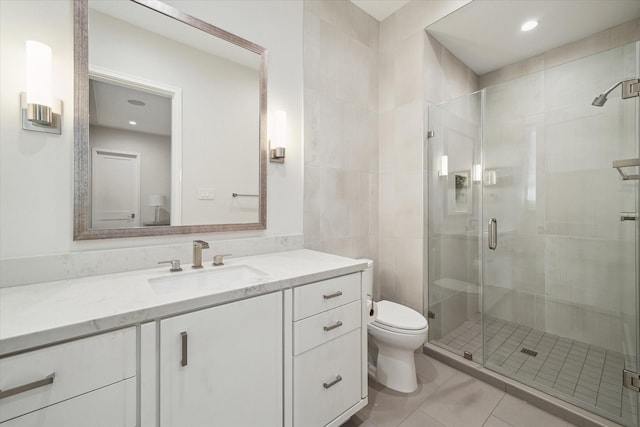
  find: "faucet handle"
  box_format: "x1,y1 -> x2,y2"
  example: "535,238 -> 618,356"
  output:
159,259 -> 183,272
212,254 -> 232,266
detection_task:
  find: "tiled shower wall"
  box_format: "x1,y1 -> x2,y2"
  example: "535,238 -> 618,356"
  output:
479,18 -> 640,89
481,39 -> 639,354
377,2 -> 476,311
303,1 -> 380,284
302,0 -> 476,306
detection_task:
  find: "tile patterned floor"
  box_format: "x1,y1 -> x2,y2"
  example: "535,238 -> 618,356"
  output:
344,353 -> 579,427
432,317 -> 638,425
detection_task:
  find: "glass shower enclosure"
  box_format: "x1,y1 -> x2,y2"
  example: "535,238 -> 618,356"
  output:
426,42 -> 639,426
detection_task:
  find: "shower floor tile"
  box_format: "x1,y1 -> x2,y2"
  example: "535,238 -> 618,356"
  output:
432,317 -> 638,426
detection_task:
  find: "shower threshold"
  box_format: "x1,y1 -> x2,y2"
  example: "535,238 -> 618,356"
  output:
429,317 -> 637,427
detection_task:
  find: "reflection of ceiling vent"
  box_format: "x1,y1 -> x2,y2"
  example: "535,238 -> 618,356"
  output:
128,99 -> 146,106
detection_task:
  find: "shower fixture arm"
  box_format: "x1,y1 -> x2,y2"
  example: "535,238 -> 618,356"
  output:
592,78 -> 640,106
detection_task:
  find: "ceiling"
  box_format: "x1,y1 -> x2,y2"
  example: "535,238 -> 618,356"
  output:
350,0 -> 410,21
351,0 -> 640,75
89,79 -> 171,136
427,0 -> 640,75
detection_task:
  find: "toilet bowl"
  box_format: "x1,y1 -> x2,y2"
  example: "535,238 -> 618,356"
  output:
367,300 -> 428,393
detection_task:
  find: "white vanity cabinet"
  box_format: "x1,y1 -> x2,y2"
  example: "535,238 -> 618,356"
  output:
158,291 -> 283,427
290,273 -> 367,427
0,328 -> 136,427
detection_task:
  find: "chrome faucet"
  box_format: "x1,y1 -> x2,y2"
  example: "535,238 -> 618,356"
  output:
192,240 -> 209,269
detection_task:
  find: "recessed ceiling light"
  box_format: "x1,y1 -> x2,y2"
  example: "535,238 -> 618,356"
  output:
129,121 -> 137,126
128,99 -> 146,106
521,20 -> 538,32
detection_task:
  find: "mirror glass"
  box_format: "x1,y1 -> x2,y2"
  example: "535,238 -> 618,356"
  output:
74,0 -> 267,239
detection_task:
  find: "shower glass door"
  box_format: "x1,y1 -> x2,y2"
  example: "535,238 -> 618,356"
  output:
426,92 -> 483,358
482,42 -> 639,426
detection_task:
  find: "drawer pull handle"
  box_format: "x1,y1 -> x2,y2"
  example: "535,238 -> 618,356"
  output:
323,291 -> 343,300
323,375 -> 342,389
323,320 -> 343,332
181,331 -> 188,367
0,373 -> 55,400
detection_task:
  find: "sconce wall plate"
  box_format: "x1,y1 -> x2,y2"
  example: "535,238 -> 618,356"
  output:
270,146 -> 285,163
20,93 -> 62,134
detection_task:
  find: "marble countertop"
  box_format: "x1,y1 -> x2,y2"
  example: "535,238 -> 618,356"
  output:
0,249 -> 368,355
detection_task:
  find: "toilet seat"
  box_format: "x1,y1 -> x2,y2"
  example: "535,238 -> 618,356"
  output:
372,300 -> 428,335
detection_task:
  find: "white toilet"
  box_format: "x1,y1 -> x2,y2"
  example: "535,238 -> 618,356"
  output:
362,261 -> 429,393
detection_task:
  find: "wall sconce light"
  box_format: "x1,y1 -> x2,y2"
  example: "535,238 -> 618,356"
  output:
148,194 -> 166,224
438,155 -> 448,176
472,164 -> 482,182
269,110 -> 287,163
21,41 -> 61,134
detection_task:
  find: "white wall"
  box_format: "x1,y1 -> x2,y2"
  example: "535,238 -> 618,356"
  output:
90,125 -> 171,225
0,0 -> 303,282
303,1 -> 380,289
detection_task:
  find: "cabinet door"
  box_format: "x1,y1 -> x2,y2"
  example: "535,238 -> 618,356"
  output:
160,292 -> 283,427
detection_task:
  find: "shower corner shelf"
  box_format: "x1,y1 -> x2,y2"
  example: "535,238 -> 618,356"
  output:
612,158 -> 640,181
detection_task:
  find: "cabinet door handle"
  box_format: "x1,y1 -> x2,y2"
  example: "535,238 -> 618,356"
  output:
323,374 -> 342,389
323,290 -> 343,300
0,373 -> 55,400
323,320 -> 343,332
180,331 -> 188,367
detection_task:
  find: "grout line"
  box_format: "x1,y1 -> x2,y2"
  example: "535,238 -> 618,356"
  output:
517,328 -> 546,378
483,392 -> 509,427
532,333 -> 559,383
551,338 -> 575,390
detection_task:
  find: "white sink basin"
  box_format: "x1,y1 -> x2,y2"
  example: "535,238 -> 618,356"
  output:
149,265 -> 269,295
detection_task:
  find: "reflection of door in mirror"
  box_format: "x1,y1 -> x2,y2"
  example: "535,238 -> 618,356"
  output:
91,149 -> 141,229
89,77 -> 172,227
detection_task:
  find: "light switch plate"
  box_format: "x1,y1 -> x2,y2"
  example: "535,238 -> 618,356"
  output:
198,187 -> 215,200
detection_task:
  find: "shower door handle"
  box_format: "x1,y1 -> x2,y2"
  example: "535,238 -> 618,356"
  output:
488,218 -> 497,250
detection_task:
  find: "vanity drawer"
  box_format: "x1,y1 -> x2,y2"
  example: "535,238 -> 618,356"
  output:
293,273 -> 360,320
0,327 -> 136,422
294,300 -> 361,355
2,377 -> 136,427
293,329 -> 361,427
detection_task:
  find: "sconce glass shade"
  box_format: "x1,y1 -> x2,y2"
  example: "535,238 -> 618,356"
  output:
269,110 -> 287,163
472,164 -> 482,182
438,155 -> 449,176
22,40 -> 61,133
26,41 -> 52,109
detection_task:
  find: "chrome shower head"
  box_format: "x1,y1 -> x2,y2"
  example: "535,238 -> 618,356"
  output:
591,80 -> 625,107
591,94 -> 608,107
